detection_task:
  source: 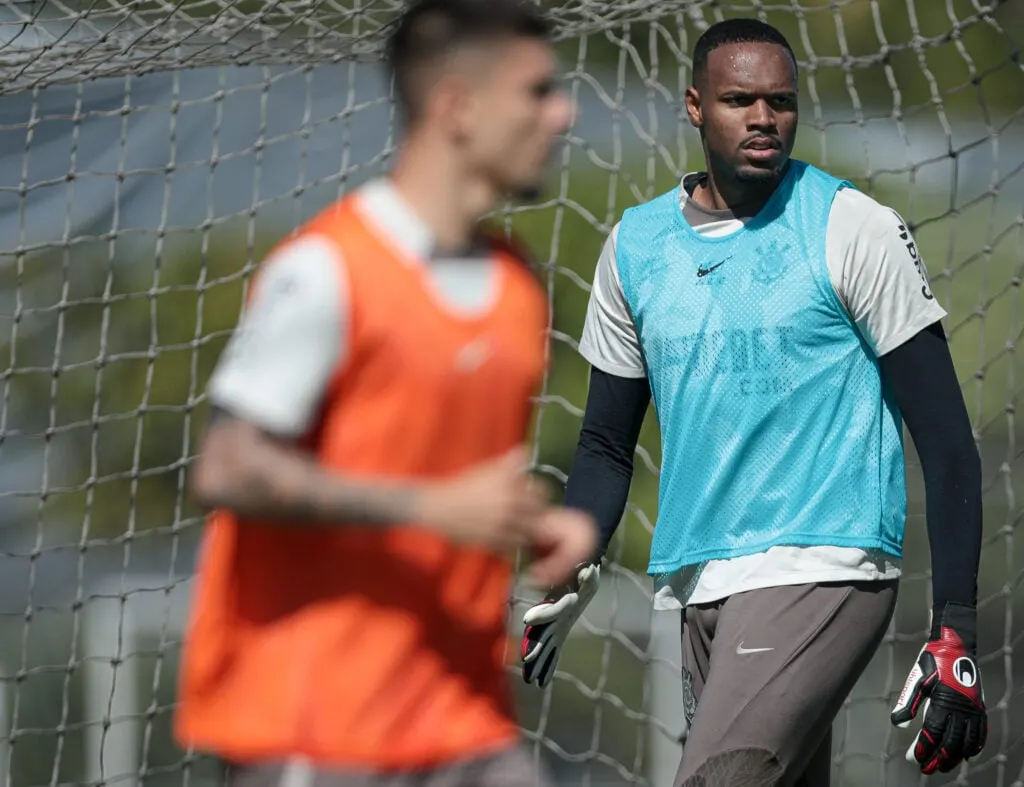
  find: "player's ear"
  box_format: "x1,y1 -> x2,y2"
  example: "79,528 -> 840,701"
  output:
432,71 -> 478,140
684,85 -> 702,129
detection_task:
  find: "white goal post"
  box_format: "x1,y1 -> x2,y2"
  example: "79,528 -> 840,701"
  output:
0,1 -> 1021,786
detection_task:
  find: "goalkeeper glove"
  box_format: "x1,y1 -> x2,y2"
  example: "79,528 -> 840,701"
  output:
520,562 -> 600,687
891,602 -> 988,774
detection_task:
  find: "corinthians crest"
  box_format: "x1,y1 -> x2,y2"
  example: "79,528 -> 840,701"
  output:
752,240 -> 792,285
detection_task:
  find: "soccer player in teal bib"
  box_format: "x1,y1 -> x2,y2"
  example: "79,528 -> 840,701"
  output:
520,17 -> 988,786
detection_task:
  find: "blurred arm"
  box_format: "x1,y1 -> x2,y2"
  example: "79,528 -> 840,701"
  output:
564,367 -> 650,561
879,322 -> 982,618
193,411 -> 421,525
190,234 -> 421,526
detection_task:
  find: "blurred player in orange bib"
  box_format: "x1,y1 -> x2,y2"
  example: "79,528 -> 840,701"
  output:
173,1 -> 595,785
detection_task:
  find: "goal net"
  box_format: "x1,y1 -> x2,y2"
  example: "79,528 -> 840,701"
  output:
0,0 -> 1020,785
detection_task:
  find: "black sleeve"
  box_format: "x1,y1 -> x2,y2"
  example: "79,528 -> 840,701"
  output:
563,367 -> 652,561
878,321 -> 982,616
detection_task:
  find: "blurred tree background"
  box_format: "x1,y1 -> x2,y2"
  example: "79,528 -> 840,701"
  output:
0,1 -> 1021,786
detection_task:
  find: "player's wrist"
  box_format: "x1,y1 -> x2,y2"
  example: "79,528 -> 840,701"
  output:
330,478 -> 423,527
408,480 -> 484,541
930,601 -> 978,653
410,482 -> 451,533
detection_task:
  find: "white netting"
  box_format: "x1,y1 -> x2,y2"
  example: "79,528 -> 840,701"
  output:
0,0 -> 1021,785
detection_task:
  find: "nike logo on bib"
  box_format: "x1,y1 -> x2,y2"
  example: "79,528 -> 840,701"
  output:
696,255 -> 733,278
736,642 -> 774,655
455,338 -> 492,372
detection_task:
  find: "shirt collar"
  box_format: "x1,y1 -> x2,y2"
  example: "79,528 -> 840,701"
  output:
356,177 -> 435,262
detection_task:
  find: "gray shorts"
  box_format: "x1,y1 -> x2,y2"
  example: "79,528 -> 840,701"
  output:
225,746 -> 549,787
676,580 -> 898,787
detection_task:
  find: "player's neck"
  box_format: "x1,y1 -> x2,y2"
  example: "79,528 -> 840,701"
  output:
697,161 -> 784,215
389,142 -> 497,255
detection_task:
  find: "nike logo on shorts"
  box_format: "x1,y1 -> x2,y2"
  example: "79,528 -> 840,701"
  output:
736,642 -> 774,655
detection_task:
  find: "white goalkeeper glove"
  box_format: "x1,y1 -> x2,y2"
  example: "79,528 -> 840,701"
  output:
520,562 -> 600,687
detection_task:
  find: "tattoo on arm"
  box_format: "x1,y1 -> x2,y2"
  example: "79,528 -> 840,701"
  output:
192,411 -> 421,527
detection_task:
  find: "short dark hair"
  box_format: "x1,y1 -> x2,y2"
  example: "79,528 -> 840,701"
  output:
691,18 -> 797,86
385,0 -> 551,121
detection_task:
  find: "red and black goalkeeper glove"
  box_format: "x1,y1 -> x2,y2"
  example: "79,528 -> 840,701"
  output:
891,602 -> 988,774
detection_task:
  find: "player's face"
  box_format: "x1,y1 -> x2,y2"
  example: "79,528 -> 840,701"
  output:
686,42 -> 798,186
466,38 -> 573,201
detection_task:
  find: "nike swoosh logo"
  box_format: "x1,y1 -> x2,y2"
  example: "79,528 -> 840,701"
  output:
696,255 -> 733,278
736,643 -> 774,655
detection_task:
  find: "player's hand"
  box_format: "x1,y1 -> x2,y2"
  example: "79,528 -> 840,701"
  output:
891,603 -> 987,774
526,507 -> 598,588
415,446 -> 547,553
521,561 -> 600,688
